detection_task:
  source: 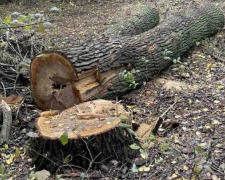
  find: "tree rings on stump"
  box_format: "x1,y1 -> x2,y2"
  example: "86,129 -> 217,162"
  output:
30,52 -> 81,111
30,99 -> 137,173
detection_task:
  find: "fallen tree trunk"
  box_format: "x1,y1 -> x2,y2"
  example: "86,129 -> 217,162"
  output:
103,6 -> 159,37
31,5 -> 224,111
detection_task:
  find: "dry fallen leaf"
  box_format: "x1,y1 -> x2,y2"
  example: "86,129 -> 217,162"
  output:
0,95 -> 24,104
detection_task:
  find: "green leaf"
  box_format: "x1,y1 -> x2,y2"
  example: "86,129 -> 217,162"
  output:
127,128 -> 136,136
0,163 -> 5,174
131,69 -> 136,74
18,15 -> 27,23
140,149 -> 148,159
63,156 -> 69,164
120,123 -> 131,128
60,132 -> 68,145
130,143 -> 140,150
157,157 -> 164,163
203,152 -> 208,159
3,16 -> 11,24
159,143 -> 169,153
141,142 -> 148,149
195,147 -> 202,154
15,147 -> 20,158
38,23 -> 45,34
17,61 -> 30,71
131,163 -> 138,173
138,166 -> 144,172
25,25 -> 32,31
9,22 -> 16,27
119,115 -> 129,122
194,164 -> 203,175
0,42 -> 8,47
149,133 -> 155,141
125,72 -> 135,83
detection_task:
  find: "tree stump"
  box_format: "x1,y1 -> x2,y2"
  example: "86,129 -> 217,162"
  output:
31,5 -> 224,111
30,99 -> 137,173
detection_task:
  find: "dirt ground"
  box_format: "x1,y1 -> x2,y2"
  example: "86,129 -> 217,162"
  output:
1,0 -> 225,179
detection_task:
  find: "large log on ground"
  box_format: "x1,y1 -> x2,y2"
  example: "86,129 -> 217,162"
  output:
31,6 -> 224,111
103,6 -> 159,37
30,99 -> 138,172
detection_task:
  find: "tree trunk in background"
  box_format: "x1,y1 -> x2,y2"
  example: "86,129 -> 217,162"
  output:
103,6 -> 159,37
31,5 -> 224,111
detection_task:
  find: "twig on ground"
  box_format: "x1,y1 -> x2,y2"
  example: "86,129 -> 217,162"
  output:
211,54 -> 225,63
15,98 -> 25,123
160,100 -> 177,118
0,81 -> 6,97
146,169 -> 161,180
0,86 -> 25,90
0,62 -> 15,67
0,71 -> 16,80
189,159 -> 196,180
0,100 -> 12,145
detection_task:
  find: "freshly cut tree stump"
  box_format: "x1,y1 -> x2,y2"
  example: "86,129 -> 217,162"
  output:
104,6 -> 159,37
31,99 -> 137,172
31,5 -> 224,111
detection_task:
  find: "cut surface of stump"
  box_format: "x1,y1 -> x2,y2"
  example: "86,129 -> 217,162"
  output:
36,99 -> 130,139
31,99 -> 136,172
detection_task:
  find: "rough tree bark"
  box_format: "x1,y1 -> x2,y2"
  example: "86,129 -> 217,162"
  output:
31,5 -> 224,111
103,6 -> 159,37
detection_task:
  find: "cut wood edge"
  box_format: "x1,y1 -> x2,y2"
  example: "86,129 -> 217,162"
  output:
31,52 -> 81,111
31,51 -> 125,111
135,117 -> 163,142
35,99 -> 130,139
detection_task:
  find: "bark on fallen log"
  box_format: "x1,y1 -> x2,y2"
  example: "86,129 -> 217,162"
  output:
104,6 -> 159,37
31,5 -> 224,111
